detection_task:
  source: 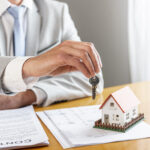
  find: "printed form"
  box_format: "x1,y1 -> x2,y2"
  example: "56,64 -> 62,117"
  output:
0,105 -> 49,150
37,105 -> 150,149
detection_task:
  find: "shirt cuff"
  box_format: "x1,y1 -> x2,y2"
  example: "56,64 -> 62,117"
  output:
3,57 -> 38,93
31,87 -> 47,105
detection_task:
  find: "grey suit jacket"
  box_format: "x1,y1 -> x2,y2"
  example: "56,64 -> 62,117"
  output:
0,57 -> 14,93
0,0 -> 104,106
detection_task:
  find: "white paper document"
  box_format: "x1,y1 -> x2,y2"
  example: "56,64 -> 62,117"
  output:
0,105 -> 49,150
37,105 -> 150,149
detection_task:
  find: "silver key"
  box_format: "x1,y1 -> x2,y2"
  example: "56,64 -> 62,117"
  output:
89,76 -> 99,100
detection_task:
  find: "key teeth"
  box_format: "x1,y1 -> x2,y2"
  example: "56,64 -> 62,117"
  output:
92,88 -> 96,100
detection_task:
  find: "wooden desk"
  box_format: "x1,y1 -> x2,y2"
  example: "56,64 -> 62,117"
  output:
27,82 -> 150,150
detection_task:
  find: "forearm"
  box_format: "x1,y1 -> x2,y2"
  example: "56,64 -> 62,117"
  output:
0,90 -> 36,110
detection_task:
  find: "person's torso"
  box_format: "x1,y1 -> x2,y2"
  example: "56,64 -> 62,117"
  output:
0,0 -> 65,57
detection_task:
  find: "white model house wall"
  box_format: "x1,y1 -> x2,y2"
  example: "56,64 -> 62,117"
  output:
124,106 -> 138,123
102,97 -> 124,126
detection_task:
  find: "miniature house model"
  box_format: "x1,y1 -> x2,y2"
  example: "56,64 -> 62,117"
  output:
94,87 -> 144,132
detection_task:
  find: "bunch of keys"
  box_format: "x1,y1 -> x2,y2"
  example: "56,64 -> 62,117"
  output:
89,76 -> 99,100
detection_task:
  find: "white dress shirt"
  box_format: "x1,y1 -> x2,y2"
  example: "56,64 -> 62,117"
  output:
2,0 -> 46,104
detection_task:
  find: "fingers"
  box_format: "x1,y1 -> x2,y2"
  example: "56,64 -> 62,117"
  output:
64,55 -> 91,78
95,48 -> 103,68
62,41 -> 101,74
61,46 -> 95,77
84,42 -> 102,69
34,40 -> 102,78
90,44 -> 102,69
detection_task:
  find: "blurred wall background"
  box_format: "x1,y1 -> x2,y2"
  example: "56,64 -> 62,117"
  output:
58,0 -> 130,87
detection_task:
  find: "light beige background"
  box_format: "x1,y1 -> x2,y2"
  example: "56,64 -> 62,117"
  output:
58,0 -> 130,87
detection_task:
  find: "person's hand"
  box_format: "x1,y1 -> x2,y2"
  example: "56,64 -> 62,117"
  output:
0,90 -> 36,110
23,41 -> 102,79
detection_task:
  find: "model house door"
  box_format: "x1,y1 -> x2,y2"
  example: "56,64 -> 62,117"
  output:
104,114 -> 109,123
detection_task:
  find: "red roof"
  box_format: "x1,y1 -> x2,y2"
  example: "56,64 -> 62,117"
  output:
100,87 -> 140,113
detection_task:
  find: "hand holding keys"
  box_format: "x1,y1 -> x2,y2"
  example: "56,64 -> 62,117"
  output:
89,76 -> 99,100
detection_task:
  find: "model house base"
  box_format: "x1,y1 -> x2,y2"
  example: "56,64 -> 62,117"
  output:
94,113 -> 144,132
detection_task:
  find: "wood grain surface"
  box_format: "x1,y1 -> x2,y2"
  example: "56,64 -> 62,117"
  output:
24,82 -> 150,150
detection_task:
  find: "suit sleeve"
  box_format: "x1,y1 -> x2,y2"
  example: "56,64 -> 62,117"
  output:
61,3 -> 81,41
31,3 -> 104,106
0,56 -> 14,93
0,56 -> 38,94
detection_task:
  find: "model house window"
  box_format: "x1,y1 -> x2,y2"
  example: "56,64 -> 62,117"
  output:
110,102 -> 114,107
116,115 -> 119,121
126,113 -> 129,120
133,109 -> 136,116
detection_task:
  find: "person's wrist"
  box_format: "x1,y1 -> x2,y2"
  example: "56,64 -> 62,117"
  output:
22,58 -> 36,78
19,90 -> 37,106
10,90 -> 36,108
